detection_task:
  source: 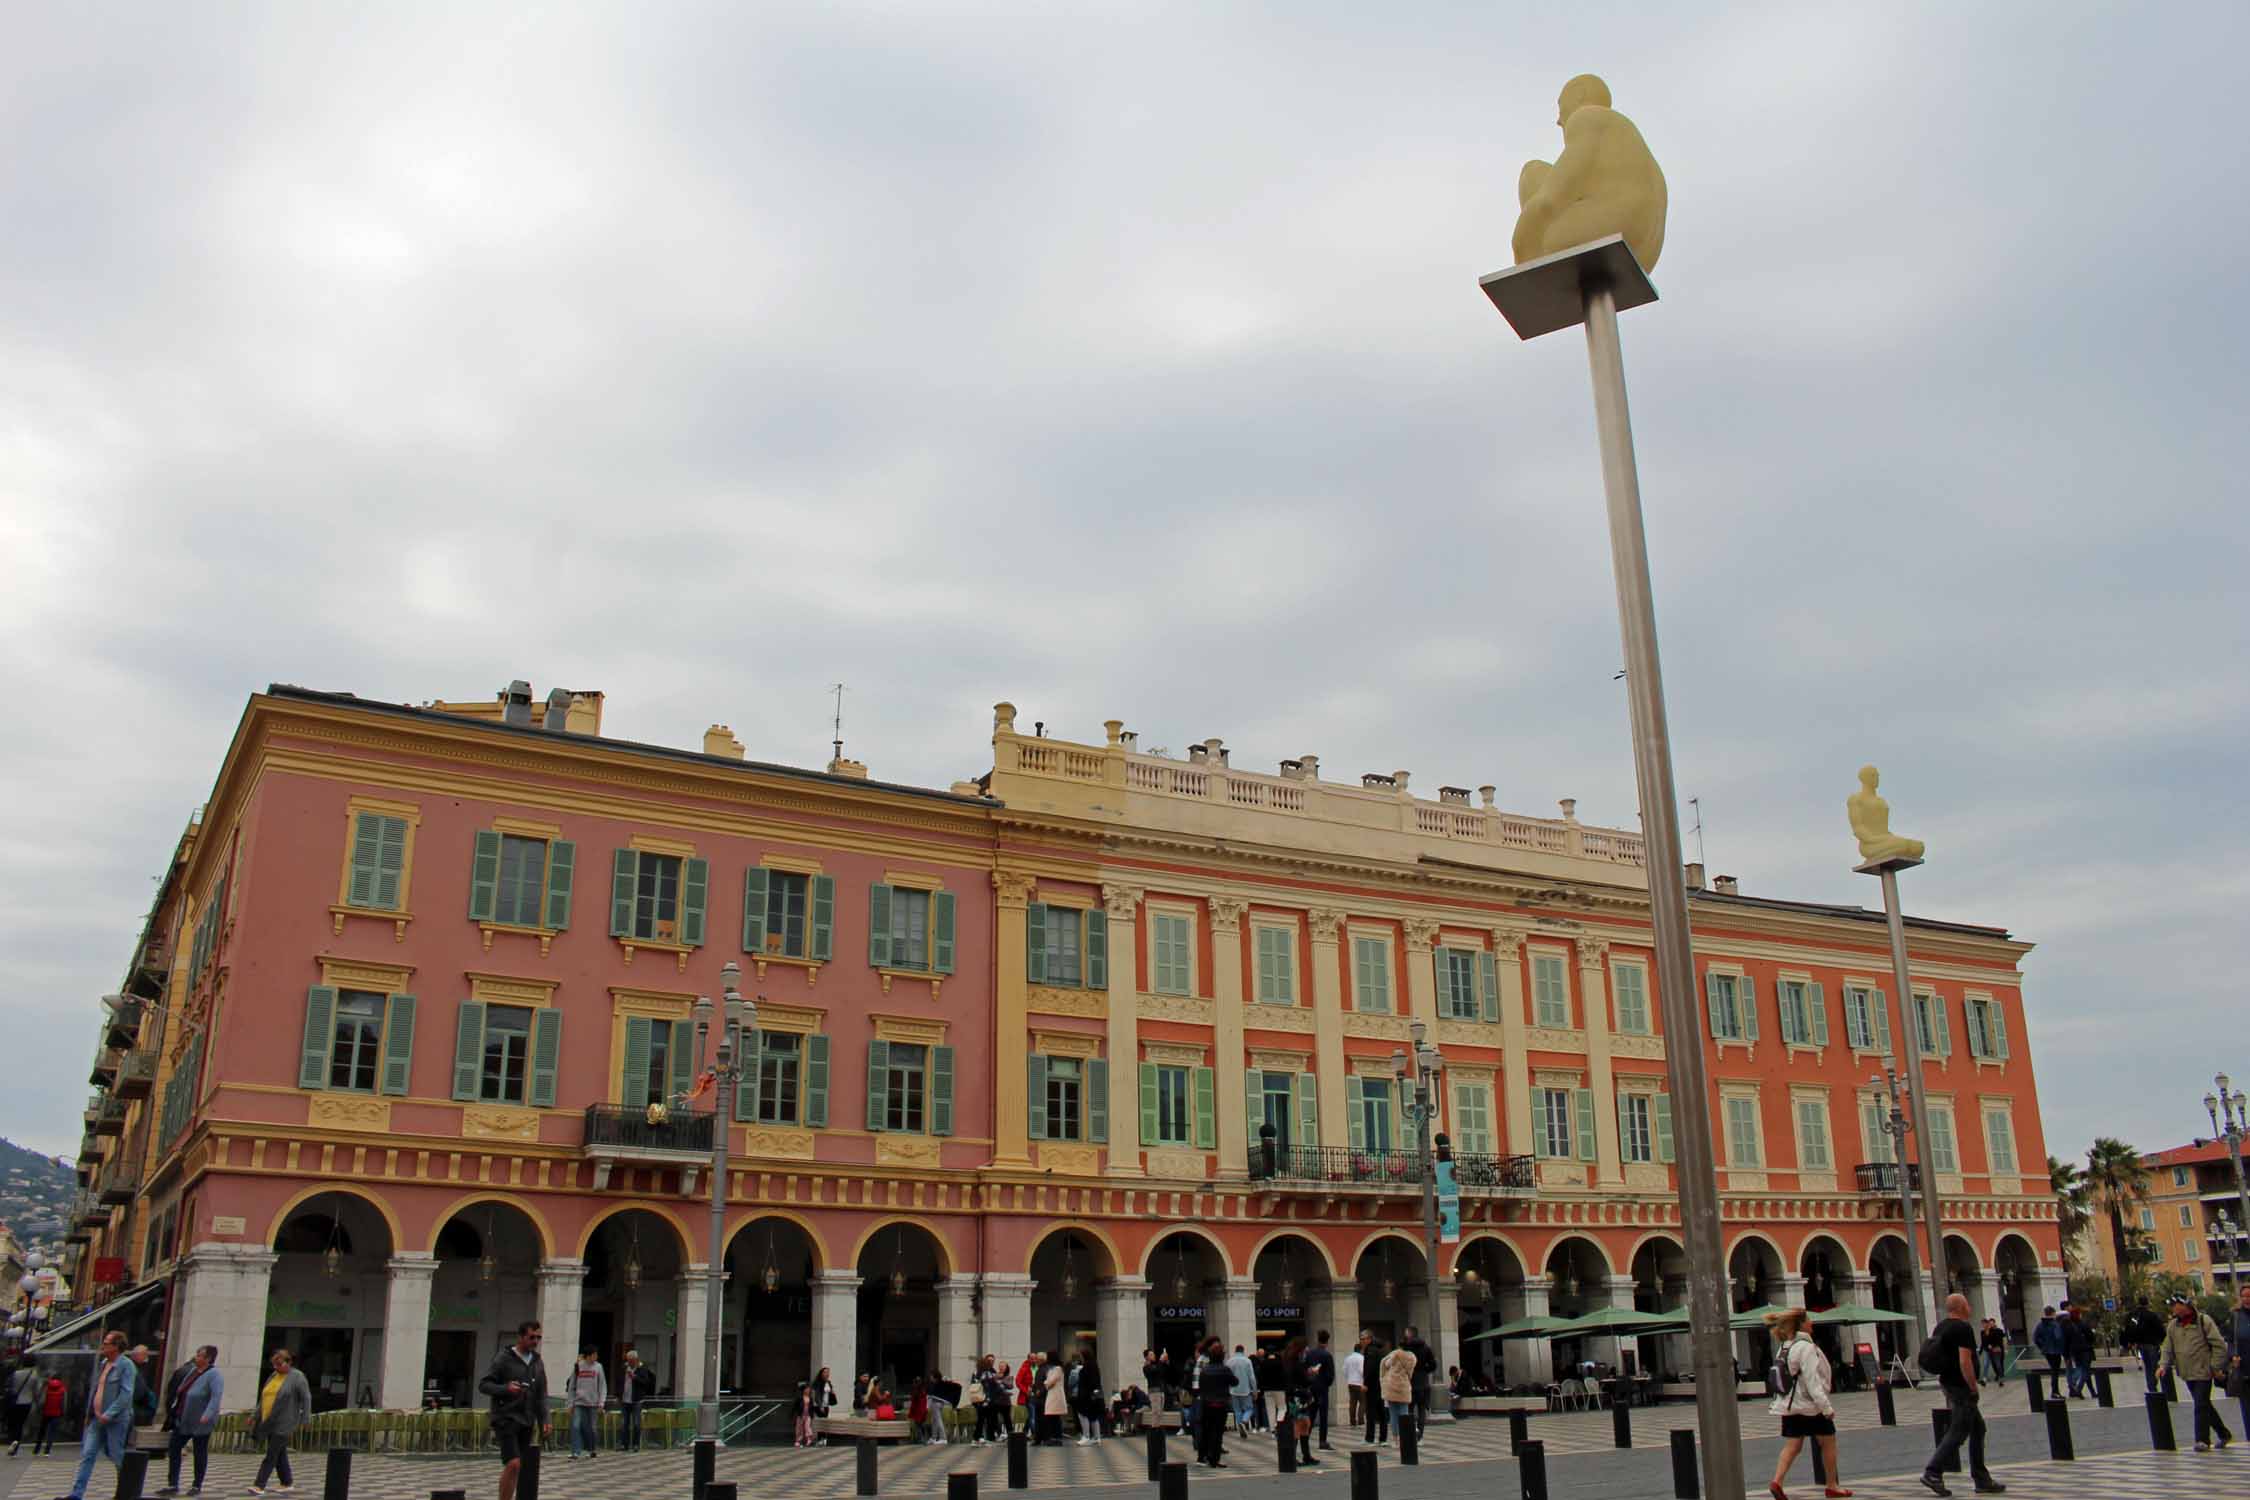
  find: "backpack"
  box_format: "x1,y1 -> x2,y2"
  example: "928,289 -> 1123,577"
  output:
1916,1328 -> 1950,1377
1771,1343 -> 1801,1403
132,1370 -> 158,1425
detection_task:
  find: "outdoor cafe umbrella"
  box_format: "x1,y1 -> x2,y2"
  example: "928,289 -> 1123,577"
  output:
1465,1313 -> 1577,1342
1811,1303 -> 1915,1325
1545,1306 -> 1690,1333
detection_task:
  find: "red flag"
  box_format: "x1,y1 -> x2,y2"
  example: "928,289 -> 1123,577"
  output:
688,1069 -> 717,1101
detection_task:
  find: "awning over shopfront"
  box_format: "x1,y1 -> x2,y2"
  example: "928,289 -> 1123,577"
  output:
29,1281 -> 161,1354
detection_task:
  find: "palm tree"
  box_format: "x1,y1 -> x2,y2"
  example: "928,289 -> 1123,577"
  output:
2050,1155 -> 2091,1251
2085,1137 -> 2150,1281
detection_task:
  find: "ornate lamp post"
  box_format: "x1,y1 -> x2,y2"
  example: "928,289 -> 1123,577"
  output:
690,961 -> 756,1443
2205,1076 -> 2250,1290
1392,1019 -> 1449,1419
1869,1062 -> 1928,1344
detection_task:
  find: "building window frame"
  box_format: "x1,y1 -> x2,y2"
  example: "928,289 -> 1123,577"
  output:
1351,933 -> 1393,1014
1530,951 -> 1571,1028
1149,908 -> 1195,996
1612,961 -> 1651,1035
1722,1088 -> 1764,1169
1253,922 -> 1299,1005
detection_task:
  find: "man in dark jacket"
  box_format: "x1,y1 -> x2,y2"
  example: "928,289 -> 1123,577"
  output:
1302,1330 -> 1336,1450
2122,1301 -> 2166,1392
616,1350 -> 655,1453
2031,1307 -> 2066,1398
1401,1327 -> 1436,1437
1194,1339 -> 1234,1468
2060,1305 -> 2095,1399
476,1322 -> 550,1500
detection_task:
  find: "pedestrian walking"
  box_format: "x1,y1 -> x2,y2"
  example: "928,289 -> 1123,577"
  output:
2122,1300 -> 2166,1392
1976,1321 -> 2006,1386
1377,1339 -> 1416,1455
1040,1351 -> 1067,1445
617,1349 -> 655,1451
246,1348 -> 310,1497
565,1348 -> 605,1459
1141,1349 -> 1169,1415
1361,1339 -> 1390,1444
1278,1338 -> 1318,1467
55,1331 -> 136,1500
1073,1352 -> 1105,1443
2061,1303 -> 2095,1398
1342,1337 -> 1366,1431
1194,1338 -> 1234,1468
2153,1293 -> 2233,1452
1304,1329 -> 1335,1450
1920,1294 -> 2005,1497
476,1321 -> 549,1500
5,1359 -> 36,1455
2030,1306 -> 2064,1399
1223,1345 -> 1255,1436
32,1373 -> 65,1455
973,1355 -> 1008,1443
2231,1284 -> 2250,1391
154,1345 -> 222,1497
1402,1325 -> 1436,1438
1764,1308 -> 1847,1500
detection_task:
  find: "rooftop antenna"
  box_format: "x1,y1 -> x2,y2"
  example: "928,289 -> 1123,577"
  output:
830,683 -> 847,765
1688,796 -> 1706,868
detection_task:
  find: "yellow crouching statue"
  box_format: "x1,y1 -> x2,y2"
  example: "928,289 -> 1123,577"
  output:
1512,74 -> 1667,272
1848,765 -> 1926,864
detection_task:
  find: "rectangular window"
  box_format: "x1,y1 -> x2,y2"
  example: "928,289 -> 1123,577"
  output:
345,810 -> 409,910
480,1004 -> 533,1104
1258,1071 -> 1294,1152
1352,936 -> 1392,1014
884,1043 -> 927,1133
1613,964 -> 1650,1034
890,888 -> 933,972
1042,904 -> 1083,985
1620,1093 -> 1653,1163
1532,954 -> 1570,1027
761,872 -> 811,957
1151,913 -> 1192,996
2172,1166 -> 2190,1188
1357,1078 -> 1394,1152
1794,1098 -> 1832,1170
1155,1065 -> 1192,1145
1537,1087 -> 1573,1159
1860,1099 -> 1894,1163
1984,1108 -> 2017,1174
1709,974 -> 1742,1040
1440,948 -> 1479,1020
329,990 -> 386,1092
1925,1104 -> 1958,1173
1844,986 -> 1877,1050
1914,993 -> 1950,1058
757,1033 -> 802,1124
1255,926 -> 1297,1004
2179,1204 -> 2196,1228
2139,1206 -> 2156,1230
643,1021 -> 674,1108
492,835 -> 548,927
633,853 -> 683,941
1046,1057 -> 1084,1142
1777,981 -> 1810,1044
1452,1082 -> 1493,1155
1724,1095 -> 1762,1168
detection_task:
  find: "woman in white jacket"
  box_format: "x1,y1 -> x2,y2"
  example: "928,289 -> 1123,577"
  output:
1764,1308 -> 1848,1500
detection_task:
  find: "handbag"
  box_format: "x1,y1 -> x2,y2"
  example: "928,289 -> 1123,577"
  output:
967,1385 -> 986,1406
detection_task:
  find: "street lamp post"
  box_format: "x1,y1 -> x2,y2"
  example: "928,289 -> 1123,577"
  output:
1869,1063 -> 1928,1349
2204,1076 -> 2250,1291
1393,1021 -> 1449,1420
689,962 -> 756,1445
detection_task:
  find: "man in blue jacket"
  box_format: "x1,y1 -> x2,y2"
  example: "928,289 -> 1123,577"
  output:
155,1345 -> 223,1497
2030,1306 -> 2066,1399
58,1330 -> 136,1500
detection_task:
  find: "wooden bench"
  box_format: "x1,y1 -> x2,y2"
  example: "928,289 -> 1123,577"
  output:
813,1417 -> 916,1443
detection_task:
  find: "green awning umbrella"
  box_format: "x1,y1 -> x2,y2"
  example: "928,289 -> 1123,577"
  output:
1812,1303 -> 1916,1325
1547,1305 -> 1691,1333
1465,1313 -> 1577,1343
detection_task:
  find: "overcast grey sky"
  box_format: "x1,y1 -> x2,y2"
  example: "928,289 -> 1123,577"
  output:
4,3 -> 2244,1170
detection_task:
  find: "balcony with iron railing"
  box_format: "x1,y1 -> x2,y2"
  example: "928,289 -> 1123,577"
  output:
105,998 -> 147,1050
582,1104 -> 715,1155
88,1094 -> 128,1137
1855,1162 -> 1923,1194
97,1154 -> 142,1206
114,1049 -> 158,1101
71,1190 -> 111,1230
1247,1142 -> 1537,1194
88,1049 -> 120,1088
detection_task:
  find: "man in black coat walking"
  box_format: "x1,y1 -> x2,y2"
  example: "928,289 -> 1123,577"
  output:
477,1322 -> 550,1500
1301,1331 -> 1336,1450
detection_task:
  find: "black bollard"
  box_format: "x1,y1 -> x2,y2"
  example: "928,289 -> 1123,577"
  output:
1350,1448 -> 1379,1500
693,1437 -> 716,1500
431,1492 -> 467,1500
1159,1460 -> 1188,1500
1612,1396 -> 1630,1449
2160,1368 -> 2176,1403
1006,1430 -> 1028,1490
1518,1439 -> 1547,1500
115,1450 -> 148,1500
2239,1391 -> 2250,1447
2094,1368 -> 2113,1407
708,1487 -> 738,1500
324,1448 -> 352,1500
1277,1421 -> 1297,1473
947,1472 -> 976,1500
1668,1430 -> 1698,1500
1146,1426 -> 1166,1481
1930,1409 -> 1958,1472
2043,1398 -> 2074,1461
1398,1411 -> 1417,1466
517,1444 -> 540,1500
1508,1409 -> 1528,1455
2023,1371 -> 2045,1413
857,1437 -> 879,1497
2146,1392 -> 2175,1452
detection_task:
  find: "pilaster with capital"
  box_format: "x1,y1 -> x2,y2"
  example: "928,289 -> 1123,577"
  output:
1492,927 -> 1534,1156
173,1245 -> 278,1413
1095,1276 -> 1152,1370
672,1264 -> 716,1402
1307,908 -> 1349,1149
1212,1275 -> 1260,1350
993,871 -> 1038,1167
1101,884 -> 1147,1175
979,1272 -> 1036,1364
1578,937 -> 1623,1186
1208,897 -> 1249,1178
380,1254 -> 439,1411
936,1277 -> 981,1373
810,1271 -> 861,1385
1504,1280 -> 1552,1386
1403,918 -> 1441,1029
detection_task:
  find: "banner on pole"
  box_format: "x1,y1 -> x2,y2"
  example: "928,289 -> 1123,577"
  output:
1436,1160 -> 1461,1243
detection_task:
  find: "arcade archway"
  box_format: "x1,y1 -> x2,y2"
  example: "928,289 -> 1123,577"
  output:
266,1190 -> 396,1412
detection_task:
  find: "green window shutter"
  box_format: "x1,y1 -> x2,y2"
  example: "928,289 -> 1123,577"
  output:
529,1009 -> 563,1107
1026,902 -> 1047,983
679,858 -> 709,947
869,884 -> 894,968
930,1045 -> 955,1135
468,831 -> 502,922
373,816 -> 408,909
742,867 -> 770,953
347,813 -> 383,907
1191,1065 -> 1216,1149
670,1019 -> 696,1105
1087,1059 -> 1108,1144
1345,1077 -> 1366,1152
804,1035 -> 831,1127
1990,1005 -> 2008,1059
1934,997 -> 1951,1056
1085,907 -> 1107,989
1739,976 -> 1759,1040
931,890 -> 955,975
1028,1055 -> 1050,1140
810,875 -> 836,961
1479,950 -> 1500,1022
1296,1072 -> 1318,1149
865,1039 -> 890,1132
1352,940 -> 1372,1009
621,1017 -> 653,1110
735,1026 -> 759,1122
1140,1063 -> 1160,1146
609,849 -> 639,936
299,985 -> 337,1090
1705,973 -> 1726,1037
1654,1094 -> 1675,1163
451,1001 -> 487,1101
1246,1068 -> 1263,1147
380,994 -> 416,1096
1872,988 -> 1892,1053
1809,983 -> 1829,1046
1574,1088 -> 1597,1161
543,839 -> 575,929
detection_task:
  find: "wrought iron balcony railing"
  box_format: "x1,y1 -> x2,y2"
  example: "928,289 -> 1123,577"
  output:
97,1155 -> 142,1206
1855,1162 -> 1923,1194
582,1103 -> 716,1156
1247,1142 -> 1536,1193
105,998 -> 147,1051
89,1095 -> 128,1136
88,1050 -> 120,1088
114,1050 -> 159,1101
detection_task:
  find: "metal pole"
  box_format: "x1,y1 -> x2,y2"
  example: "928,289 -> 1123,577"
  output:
1877,869 -> 1948,1310
699,1011 -> 728,1443
1579,277 -> 1742,1499
1417,1065 -> 1446,1419
1883,1069 -> 1927,1345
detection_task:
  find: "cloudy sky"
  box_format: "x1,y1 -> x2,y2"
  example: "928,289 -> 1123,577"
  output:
5,3 -> 2244,1171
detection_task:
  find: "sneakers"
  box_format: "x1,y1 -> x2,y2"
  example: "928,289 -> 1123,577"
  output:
244,1488 -> 266,1497
1972,1481 -> 2006,1494
1918,1477 -> 1950,1498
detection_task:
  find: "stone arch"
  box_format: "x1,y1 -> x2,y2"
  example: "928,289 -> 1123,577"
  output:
1248,1227 -> 1339,1280
1444,1228 -> 1531,1277
1941,1232 -> 1984,1272
424,1191 -> 558,1260
1724,1229 -> 1787,1268
849,1217 -> 959,1279
1137,1224 -> 1231,1279
264,1183 -> 402,1255
574,1200 -> 696,1261
1622,1230 -> 1689,1275
1540,1231 -> 1617,1279
722,1209 -> 831,1274
1794,1230 -> 1857,1275
1023,1221 -> 1124,1279
1347,1227 -> 1434,1274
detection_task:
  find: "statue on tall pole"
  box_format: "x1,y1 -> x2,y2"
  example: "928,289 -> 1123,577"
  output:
1511,74 -> 1668,271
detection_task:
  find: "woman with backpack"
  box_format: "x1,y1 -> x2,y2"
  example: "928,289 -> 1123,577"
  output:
1764,1308 -> 1848,1500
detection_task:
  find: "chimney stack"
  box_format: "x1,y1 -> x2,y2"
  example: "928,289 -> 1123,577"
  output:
541,689 -> 573,733
1684,862 -> 1706,891
501,679 -> 534,727
1713,874 -> 1739,896
702,725 -> 745,760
